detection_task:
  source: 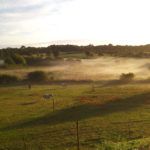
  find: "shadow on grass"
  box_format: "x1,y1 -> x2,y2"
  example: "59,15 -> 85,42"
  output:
20,101 -> 38,106
1,92 -> 150,131
100,80 -> 134,87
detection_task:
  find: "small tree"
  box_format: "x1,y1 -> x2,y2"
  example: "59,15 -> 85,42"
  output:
120,73 -> 135,83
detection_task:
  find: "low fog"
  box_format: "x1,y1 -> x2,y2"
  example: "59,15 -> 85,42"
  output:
1,56 -> 150,81
57,57 -> 150,80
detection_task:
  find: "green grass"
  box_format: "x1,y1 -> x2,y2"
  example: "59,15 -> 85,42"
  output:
0,83 -> 150,149
97,138 -> 150,150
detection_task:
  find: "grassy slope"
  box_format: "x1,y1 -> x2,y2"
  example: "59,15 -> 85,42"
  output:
0,83 -> 150,149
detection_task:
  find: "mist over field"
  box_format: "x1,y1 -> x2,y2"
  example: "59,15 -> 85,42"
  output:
1,56 -> 150,80
58,57 -> 150,80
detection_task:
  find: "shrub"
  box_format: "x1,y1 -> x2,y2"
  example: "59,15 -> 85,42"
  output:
120,73 -> 135,83
0,74 -> 19,84
27,71 -> 48,82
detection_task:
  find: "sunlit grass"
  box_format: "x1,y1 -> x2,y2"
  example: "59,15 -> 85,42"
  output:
0,83 -> 149,149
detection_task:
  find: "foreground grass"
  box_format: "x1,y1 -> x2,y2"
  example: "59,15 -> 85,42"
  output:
97,138 -> 150,150
0,83 -> 150,149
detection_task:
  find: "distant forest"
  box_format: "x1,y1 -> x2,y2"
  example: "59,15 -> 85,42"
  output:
1,44 -> 150,57
1,44 -> 150,66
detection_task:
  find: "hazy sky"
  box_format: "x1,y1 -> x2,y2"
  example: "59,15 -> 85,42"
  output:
0,0 -> 150,48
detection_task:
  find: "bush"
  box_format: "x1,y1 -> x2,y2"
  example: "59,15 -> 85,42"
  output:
120,73 -> 135,83
0,74 -> 19,84
12,54 -> 26,65
27,71 -> 48,82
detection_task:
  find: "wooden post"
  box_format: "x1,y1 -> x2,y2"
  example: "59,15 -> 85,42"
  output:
76,120 -> 80,150
28,83 -> 31,89
52,98 -> 55,112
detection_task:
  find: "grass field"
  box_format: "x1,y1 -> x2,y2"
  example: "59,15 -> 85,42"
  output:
0,82 -> 150,149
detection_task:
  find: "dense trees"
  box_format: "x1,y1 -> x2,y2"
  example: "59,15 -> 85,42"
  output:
1,44 -> 150,66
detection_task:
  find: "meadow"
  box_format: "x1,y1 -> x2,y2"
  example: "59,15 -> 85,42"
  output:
0,82 -> 149,149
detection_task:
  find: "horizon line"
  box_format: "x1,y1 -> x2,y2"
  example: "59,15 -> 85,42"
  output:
1,40 -> 150,49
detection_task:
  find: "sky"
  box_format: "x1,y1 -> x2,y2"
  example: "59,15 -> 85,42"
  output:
0,0 -> 150,48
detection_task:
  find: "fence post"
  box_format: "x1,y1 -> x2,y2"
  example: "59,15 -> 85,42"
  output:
76,120 -> 80,150
52,97 -> 55,112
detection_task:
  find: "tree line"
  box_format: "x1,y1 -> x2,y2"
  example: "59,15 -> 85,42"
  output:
1,44 -> 150,66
